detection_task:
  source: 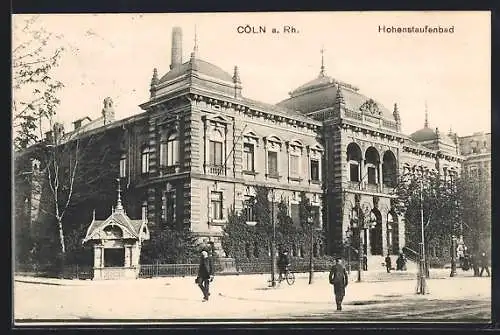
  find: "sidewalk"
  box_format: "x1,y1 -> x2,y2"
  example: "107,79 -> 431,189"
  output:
14,267 -> 476,286
14,270 -> 490,320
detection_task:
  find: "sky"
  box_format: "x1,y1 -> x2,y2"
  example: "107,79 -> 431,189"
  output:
12,11 -> 491,137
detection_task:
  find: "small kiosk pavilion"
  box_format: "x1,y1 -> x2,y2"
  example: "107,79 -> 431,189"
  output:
82,179 -> 150,280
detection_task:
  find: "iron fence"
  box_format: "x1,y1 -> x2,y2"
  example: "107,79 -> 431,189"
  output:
15,263 -> 93,279
139,263 -> 199,278
16,257 -> 338,280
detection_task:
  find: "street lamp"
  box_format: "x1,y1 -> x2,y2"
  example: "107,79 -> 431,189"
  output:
417,178 -> 427,294
308,214 -> 314,285
270,188 -> 277,288
345,227 -> 352,274
352,205 -> 376,282
450,235 -> 457,277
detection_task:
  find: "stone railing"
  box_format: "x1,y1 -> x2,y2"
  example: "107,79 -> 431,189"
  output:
205,164 -> 226,176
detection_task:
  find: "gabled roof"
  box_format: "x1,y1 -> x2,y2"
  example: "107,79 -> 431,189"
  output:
83,207 -> 149,244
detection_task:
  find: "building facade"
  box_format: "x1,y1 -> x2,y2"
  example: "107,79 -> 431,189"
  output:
15,27 -> 488,262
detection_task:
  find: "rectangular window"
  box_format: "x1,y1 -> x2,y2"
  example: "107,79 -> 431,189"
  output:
350,163 -> 359,182
119,156 -> 127,178
367,166 -> 377,184
141,151 -> 150,173
209,141 -> 223,166
310,159 -> 320,181
211,191 -> 223,220
159,142 -> 167,166
243,143 -> 254,172
167,139 -> 179,166
267,151 -> 278,176
141,202 -> 148,221
164,191 -> 176,223
290,154 -> 299,176
244,195 -> 255,222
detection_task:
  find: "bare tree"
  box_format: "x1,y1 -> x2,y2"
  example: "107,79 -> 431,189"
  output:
39,125 -> 107,259
12,15 -> 64,150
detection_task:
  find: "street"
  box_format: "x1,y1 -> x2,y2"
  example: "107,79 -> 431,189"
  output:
14,270 -> 490,323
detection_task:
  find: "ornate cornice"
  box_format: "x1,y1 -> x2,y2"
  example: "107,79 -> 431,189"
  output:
188,92 -> 322,132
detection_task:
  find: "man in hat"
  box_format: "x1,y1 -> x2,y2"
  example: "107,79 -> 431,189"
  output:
196,250 -> 214,301
329,257 -> 349,311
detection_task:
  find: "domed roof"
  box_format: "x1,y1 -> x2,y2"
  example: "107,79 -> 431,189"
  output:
279,77 -> 394,120
410,126 -> 456,147
409,126 -> 437,142
159,58 -> 233,84
290,74 -> 336,96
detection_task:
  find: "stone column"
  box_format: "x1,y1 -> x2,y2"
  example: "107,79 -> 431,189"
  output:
381,210 -> 388,256
365,227 -> 371,256
378,163 -> 383,192
94,245 -> 102,268
124,245 -> 131,267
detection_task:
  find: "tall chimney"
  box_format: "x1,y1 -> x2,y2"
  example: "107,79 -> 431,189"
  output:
170,27 -> 183,70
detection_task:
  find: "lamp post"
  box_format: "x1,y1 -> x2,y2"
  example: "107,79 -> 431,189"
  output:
345,227 -> 352,274
355,206 -> 376,282
417,178 -> 427,294
357,207 -> 364,282
450,235 -> 457,277
270,188 -> 277,288
308,215 -> 314,285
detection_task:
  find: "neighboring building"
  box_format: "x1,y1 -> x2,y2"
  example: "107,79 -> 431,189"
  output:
458,132 -> 491,180
15,26 -> 486,263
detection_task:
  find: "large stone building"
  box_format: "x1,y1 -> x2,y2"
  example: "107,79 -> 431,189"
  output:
15,27 -> 488,263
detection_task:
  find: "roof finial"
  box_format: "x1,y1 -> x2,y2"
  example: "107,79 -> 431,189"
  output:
116,178 -> 124,212
233,65 -> 241,84
320,46 -> 326,76
92,209 -> 96,221
424,101 -> 429,128
191,25 -> 198,58
151,68 -> 158,86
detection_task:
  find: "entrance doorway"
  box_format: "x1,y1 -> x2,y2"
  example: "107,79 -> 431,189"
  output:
369,209 -> 383,255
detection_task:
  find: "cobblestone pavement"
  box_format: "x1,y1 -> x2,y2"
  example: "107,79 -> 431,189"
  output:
14,270 -> 491,323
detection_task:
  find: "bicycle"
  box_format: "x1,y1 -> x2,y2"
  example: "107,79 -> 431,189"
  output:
278,266 -> 295,285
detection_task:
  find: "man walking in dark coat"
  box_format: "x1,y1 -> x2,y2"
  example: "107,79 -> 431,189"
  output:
329,257 -> 349,311
196,250 -> 214,301
471,252 -> 480,277
385,254 -> 392,273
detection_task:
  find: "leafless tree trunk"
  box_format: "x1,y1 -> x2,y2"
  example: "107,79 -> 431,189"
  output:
46,135 -> 80,256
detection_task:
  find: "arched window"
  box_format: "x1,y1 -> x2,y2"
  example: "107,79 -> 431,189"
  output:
346,143 -> 362,182
365,147 -> 380,185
